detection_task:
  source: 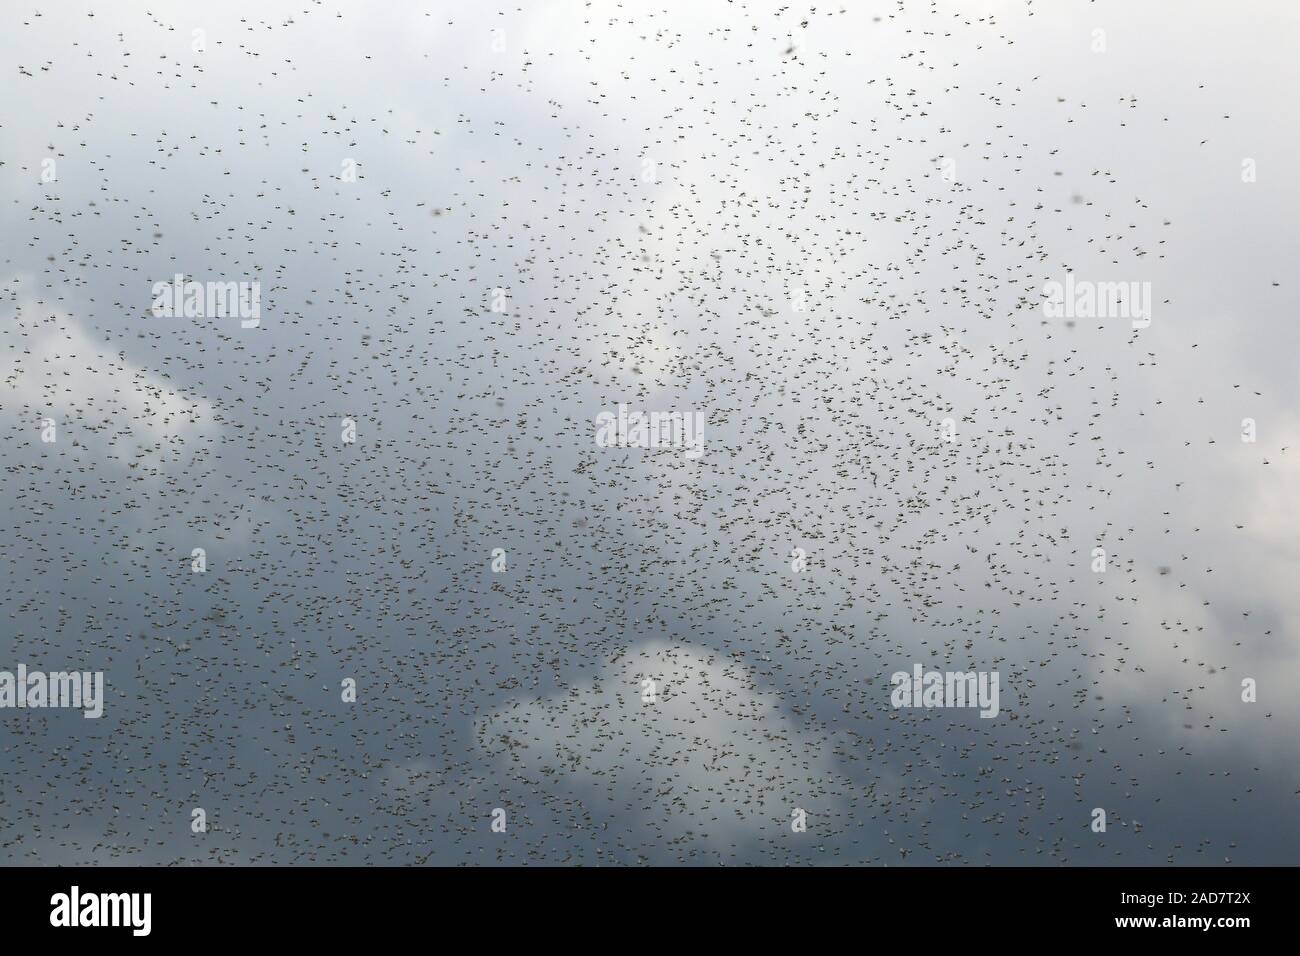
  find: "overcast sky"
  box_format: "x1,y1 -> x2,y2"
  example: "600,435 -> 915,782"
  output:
1,0 -> 1297,865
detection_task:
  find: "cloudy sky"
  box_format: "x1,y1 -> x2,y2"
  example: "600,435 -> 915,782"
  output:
1,0 -> 1298,865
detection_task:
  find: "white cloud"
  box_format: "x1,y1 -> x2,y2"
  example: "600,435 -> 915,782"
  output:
478,640 -> 853,846
2,299 -> 213,466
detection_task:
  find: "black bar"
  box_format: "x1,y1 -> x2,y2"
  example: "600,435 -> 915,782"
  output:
0,866 -> 1280,942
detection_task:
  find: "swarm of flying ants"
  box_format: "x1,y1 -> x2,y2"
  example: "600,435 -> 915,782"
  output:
0,1 -> 1294,867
